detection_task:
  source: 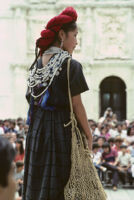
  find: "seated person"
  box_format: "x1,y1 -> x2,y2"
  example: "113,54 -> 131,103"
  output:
0,136 -> 16,200
15,161 -> 24,197
117,144 -> 133,185
125,125 -> 134,145
101,142 -> 119,191
112,137 -> 123,154
96,136 -> 106,153
92,143 -> 107,178
128,142 -> 134,178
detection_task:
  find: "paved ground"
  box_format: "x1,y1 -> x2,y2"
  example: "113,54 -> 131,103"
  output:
15,189 -> 134,200
105,189 -> 134,200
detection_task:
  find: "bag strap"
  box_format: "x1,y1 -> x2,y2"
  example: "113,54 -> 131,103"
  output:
64,58 -> 76,129
67,58 -> 73,115
65,58 -> 92,156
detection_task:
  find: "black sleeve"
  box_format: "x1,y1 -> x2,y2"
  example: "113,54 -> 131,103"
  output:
69,59 -> 89,96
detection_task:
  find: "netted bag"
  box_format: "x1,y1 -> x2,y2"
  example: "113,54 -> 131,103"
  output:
64,58 -> 107,200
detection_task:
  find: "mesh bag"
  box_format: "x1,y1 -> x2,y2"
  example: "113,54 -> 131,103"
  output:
64,58 -> 107,200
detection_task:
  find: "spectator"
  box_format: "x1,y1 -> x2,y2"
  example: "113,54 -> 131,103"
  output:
5,120 -> 17,134
94,122 -> 101,136
128,142 -> 134,178
117,144 -> 133,185
104,107 -> 113,119
112,137 -> 123,154
125,125 -> 134,145
92,143 -> 107,178
3,119 -> 10,133
114,122 -> 124,138
17,121 -> 25,135
96,136 -> 106,153
101,142 -> 119,191
122,121 -> 127,138
0,120 -> 4,135
0,136 -> 16,200
108,137 -> 115,149
90,123 -> 97,136
15,161 -> 24,197
100,124 -> 111,140
14,139 -> 25,162
112,113 -> 118,124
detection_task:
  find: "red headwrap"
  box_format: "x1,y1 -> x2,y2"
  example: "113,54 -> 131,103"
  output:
36,7 -> 77,55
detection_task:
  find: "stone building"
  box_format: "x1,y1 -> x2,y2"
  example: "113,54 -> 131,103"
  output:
1,0 -> 134,121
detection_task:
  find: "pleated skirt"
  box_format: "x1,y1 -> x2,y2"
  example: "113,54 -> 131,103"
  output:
22,107 -> 72,200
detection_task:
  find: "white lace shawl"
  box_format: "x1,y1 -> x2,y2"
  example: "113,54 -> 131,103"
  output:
27,47 -> 71,98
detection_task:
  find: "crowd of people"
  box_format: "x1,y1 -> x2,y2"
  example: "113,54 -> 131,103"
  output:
90,108 -> 134,191
0,108 -> 134,199
0,118 -> 28,199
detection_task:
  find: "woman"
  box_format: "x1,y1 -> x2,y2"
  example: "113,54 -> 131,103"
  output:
23,7 -> 106,200
15,139 -> 25,162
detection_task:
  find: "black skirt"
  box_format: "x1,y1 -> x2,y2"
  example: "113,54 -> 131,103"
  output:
23,107 -> 72,200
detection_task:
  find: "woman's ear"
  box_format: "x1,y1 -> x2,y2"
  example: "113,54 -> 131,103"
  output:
58,29 -> 65,41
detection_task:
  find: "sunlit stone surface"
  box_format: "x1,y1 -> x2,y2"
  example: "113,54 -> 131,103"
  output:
1,0 -> 134,120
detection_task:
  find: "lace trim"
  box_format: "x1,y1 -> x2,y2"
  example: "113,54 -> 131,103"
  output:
27,48 -> 71,98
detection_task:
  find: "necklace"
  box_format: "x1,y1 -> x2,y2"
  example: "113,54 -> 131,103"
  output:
27,47 -> 71,98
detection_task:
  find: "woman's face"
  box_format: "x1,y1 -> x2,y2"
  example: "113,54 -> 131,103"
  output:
62,28 -> 78,55
97,138 -> 104,147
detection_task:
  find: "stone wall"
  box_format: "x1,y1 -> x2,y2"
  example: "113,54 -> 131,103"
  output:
1,0 -> 134,120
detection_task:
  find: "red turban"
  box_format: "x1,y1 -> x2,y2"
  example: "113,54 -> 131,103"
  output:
36,7 -> 78,55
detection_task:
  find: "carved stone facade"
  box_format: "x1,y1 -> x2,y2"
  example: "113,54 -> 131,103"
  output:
1,0 -> 134,120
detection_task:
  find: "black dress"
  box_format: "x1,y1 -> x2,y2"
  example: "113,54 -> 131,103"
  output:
23,58 -> 89,200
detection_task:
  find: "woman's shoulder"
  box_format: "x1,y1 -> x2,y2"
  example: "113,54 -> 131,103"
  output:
71,58 -> 81,65
63,58 -> 82,67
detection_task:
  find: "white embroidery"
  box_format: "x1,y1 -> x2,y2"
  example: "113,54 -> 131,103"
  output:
27,47 -> 71,98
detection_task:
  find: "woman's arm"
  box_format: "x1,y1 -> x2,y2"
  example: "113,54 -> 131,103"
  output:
72,94 -> 92,150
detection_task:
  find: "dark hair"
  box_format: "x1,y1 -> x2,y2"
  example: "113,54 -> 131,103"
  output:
120,144 -> 127,149
0,120 -> 4,126
88,119 -> 95,122
100,125 -> 106,131
91,123 -> 97,127
29,21 -> 77,71
127,125 -> 134,136
108,137 -> 115,143
10,120 -> 16,126
0,137 -> 16,187
96,136 -> 106,142
16,161 -> 24,168
16,139 -> 24,155
92,143 -> 100,150
102,142 -> 111,152
115,122 -> 123,128
17,134 -> 24,140
53,21 -> 77,44
115,137 -> 123,143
